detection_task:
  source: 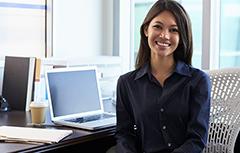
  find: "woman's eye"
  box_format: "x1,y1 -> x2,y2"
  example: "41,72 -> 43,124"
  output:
170,28 -> 179,33
153,25 -> 161,29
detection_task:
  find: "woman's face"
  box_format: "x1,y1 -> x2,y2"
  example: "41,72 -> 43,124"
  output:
144,10 -> 180,59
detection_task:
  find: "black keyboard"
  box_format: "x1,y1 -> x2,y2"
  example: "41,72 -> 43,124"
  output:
66,114 -> 114,123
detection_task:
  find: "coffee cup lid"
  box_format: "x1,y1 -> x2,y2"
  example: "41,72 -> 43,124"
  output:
30,102 -> 48,108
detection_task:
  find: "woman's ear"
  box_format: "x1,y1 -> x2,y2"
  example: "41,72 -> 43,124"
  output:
144,26 -> 148,37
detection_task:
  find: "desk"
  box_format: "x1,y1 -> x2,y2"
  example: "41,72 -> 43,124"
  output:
0,100 -> 116,153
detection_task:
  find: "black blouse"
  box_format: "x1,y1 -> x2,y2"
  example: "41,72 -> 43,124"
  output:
115,60 -> 211,153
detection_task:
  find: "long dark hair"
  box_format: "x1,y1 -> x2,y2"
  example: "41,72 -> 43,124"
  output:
135,0 -> 193,69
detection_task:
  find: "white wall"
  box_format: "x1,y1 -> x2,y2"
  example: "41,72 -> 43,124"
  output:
52,0 -> 113,58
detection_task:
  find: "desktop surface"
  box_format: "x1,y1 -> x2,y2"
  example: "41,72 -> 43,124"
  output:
0,99 -> 116,153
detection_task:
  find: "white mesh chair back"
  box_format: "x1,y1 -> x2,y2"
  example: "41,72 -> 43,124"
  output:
203,68 -> 240,153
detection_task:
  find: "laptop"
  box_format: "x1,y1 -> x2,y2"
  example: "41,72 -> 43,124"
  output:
45,66 -> 116,130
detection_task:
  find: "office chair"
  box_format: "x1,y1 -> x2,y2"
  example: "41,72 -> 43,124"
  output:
203,68 -> 240,153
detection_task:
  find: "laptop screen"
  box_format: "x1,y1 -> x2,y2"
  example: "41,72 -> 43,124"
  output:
45,67 -> 102,118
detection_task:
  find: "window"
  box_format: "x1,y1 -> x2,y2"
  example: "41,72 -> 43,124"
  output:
130,0 -> 240,70
181,0 -> 202,68
132,1 -> 153,68
219,0 -> 240,68
47,0 -> 115,58
0,1 -> 45,58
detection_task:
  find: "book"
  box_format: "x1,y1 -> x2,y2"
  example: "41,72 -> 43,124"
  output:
33,58 -> 42,103
0,126 -> 73,144
2,56 -> 36,111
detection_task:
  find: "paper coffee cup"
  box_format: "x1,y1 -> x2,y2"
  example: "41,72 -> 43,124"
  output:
30,102 -> 48,125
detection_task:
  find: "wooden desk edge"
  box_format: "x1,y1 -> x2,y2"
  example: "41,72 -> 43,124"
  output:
15,127 -> 116,153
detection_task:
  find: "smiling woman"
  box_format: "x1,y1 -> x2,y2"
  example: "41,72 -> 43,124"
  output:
132,0 -> 203,69
115,0 -> 211,153
143,10 -> 180,86
144,11 -> 180,59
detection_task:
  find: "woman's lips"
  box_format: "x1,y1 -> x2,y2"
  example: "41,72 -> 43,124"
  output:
156,41 -> 171,47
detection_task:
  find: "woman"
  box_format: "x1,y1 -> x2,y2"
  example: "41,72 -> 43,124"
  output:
115,0 -> 211,153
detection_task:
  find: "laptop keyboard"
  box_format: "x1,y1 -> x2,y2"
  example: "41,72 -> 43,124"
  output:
66,114 -> 114,123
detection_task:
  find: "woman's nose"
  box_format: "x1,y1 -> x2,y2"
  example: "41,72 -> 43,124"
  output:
159,31 -> 169,39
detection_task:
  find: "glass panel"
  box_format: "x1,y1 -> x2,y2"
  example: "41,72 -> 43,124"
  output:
133,2 -> 153,68
219,0 -> 240,68
181,0 -> 202,68
50,0 -> 114,58
0,1 -> 45,57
